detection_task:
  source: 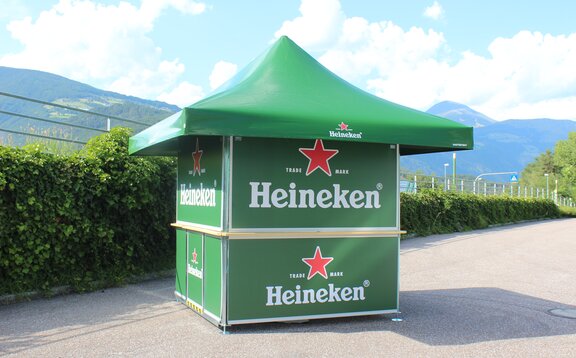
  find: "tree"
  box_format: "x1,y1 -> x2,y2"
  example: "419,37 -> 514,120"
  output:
554,132 -> 576,198
520,149 -> 558,193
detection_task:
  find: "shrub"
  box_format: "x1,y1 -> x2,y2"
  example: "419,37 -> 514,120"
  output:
400,190 -> 560,237
0,128 -> 175,295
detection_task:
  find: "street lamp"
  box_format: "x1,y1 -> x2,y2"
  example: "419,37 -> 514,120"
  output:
452,153 -> 457,190
544,173 -> 549,199
444,163 -> 449,191
555,179 -> 558,204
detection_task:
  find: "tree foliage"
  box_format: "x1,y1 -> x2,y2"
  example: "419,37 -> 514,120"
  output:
553,132 -> 576,198
0,128 -> 175,295
520,150 -> 557,190
521,131 -> 576,200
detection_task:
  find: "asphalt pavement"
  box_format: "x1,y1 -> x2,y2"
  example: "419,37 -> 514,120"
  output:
1,218 -> 576,357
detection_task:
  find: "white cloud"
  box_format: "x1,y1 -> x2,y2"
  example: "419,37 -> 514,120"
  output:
209,61 -> 238,90
157,81 -> 205,107
107,59 -> 186,99
469,31 -> 576,119
319,19 -> 446,85
141,0 -> 207,17
481,97 -> 576,121
0,0 -> 206,102
277,0 -> 576,120
424,1 -> 444,20
274,0 -> 344,50
363,30 -> 576,120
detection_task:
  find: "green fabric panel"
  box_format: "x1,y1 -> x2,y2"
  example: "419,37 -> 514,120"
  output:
203,235 -> 222,318
227,237 -> 399,321
129,36 -> 473,156
175,229 -> 186,297
186,232 -> 203,306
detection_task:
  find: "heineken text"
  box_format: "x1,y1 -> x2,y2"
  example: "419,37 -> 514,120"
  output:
249,182 -> 381,209
180,183 -> 216,207
266,284 -> 366,306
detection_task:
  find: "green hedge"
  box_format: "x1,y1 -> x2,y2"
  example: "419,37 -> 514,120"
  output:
560,206 -> 576,217
401,190 -> 560,237
0,128 -> 175,295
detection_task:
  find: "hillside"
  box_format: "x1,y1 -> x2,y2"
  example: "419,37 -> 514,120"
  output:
427,101 -> 496,128
0,66 -> 179,145
401,102 -> 576,177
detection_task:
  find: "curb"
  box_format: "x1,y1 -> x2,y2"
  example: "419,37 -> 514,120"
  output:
401,217 -> 558,240
0,269 -> 175,306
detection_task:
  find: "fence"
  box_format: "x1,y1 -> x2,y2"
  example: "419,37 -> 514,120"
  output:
0,91 -> 150,147
400,172 -> 575,208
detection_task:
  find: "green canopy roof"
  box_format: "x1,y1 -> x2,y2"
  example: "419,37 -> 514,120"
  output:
129,36 -> 473,156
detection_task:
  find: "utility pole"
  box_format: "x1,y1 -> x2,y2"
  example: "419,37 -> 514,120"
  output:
544,173 -> 549,199
452,153 -> 456,191
444,163 -> 449,191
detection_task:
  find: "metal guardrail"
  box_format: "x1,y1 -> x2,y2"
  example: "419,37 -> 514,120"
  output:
0,110 -> 108,133
0,127 -> 87,145
400,173 -> 575,208
0,91 -> 148,126
0,91 -> 149,146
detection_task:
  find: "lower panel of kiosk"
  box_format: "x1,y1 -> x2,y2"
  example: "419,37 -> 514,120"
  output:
175,229 -> 223,326
226,236 -> 399,325
176,231 -> 399,326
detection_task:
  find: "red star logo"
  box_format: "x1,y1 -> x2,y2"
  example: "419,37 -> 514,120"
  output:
192,248 -> 198,264
338,122 -> 349,131
299,139 -> 339,176
302,246 -> 333,280
192,138 -> 203,176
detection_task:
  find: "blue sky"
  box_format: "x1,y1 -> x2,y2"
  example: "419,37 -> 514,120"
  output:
1,0 -> 575,121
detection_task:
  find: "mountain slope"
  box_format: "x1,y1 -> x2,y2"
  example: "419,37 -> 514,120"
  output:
401,103 -> 576,177
0,66 -> 178,112
427,101 -> 496,128
0,66 -> 179,145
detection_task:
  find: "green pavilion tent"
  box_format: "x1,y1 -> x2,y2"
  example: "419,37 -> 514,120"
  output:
129,36 -> 473,155
128,36 -> 474,328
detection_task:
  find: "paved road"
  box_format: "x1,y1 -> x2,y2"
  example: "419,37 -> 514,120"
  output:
2,219 -> 576,357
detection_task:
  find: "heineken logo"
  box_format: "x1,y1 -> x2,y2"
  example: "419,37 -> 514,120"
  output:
191,248 -> 198,264
329,121 -> 363,139
249,139 -> 382,209
265,283 -> 366,306
181,138 -> 217,207
191,138 -> 205,176
249,182 -> 381,209
299,139 -> 339,176
302,246 -> 333,280
266,246 -> 367,306
187,247 -> 202,279
180,183 -> 216,207
187,263 -> 202,279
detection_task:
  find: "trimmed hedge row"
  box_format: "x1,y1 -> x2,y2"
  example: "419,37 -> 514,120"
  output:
0,128 -> 175,295
401,190 -> 560,237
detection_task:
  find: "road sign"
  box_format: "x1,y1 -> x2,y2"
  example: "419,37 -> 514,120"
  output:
510,174 -> 519,183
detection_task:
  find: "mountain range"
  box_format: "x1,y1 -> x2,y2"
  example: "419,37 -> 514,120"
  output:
1,66 -> 575,176
427,101 -> 496,128
401,101 -> 576,177
0,66 -> 179,145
